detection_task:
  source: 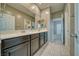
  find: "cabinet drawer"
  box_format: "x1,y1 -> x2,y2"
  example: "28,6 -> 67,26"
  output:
24,35 -> 30,39
40,32 -> 44,36
40,38 -> 44,47
31,34 -> 39,39
45,32 -> 48,36
2,36 -> 30,49
40,33 -> 44,37
45,32 -> 48,43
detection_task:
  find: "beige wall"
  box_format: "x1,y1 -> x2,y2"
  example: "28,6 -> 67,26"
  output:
41,8 -> 50,41
70,4 -> 75,56
64,3 -> 75,56
64,3 -> 73,55
35,7 -> 49,30
35,6 -> 41,29
41,8 -> 50,29
51,11 -> 63,19
35,7 -> 50,40
64,4 -> 71,55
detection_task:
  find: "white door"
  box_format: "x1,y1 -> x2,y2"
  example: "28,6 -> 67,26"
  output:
74,3 -> 79,56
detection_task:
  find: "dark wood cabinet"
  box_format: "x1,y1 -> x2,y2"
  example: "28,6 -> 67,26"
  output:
31,34 -> 39,55
1,32 -> 48,56
31,34 -> 39,40
2,35 -> 30,49
40,32 -> 45,47
45,32 -> 48,43
31,38 -> 39,55
2,42 -> 30,56
1,35 -> 30,56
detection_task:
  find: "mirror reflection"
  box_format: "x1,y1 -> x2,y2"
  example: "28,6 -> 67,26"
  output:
0,3 -> 48,33
0,3 -> 35,32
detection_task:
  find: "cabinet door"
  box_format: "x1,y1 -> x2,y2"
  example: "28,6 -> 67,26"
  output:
3,42 -> 30,56
45,32 -> 48,43
40,33 -> 45,47
31,38 -> 39,55
31,34 -> 39,39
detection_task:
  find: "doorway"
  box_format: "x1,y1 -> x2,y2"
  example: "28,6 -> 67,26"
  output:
52,18 -> 64,44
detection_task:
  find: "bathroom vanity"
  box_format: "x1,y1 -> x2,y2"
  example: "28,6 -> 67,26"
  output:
0,30 -> 48,56
0,4 -> 48,56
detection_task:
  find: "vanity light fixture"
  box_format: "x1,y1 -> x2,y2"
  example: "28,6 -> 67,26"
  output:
31,6 -> 35,9
17,14 -> 21,18
6,11 -> 11,14
45,11 -> 49,14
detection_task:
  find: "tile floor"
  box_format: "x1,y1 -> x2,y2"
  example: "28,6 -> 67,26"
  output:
34,42 -> 70,56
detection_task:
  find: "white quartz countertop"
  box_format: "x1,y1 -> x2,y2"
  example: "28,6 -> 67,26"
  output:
0,30 -> 48,40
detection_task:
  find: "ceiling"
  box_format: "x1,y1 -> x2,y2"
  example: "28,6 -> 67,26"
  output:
21,3 -> 40,15
7,3 -> 35,17
36,3 -> 65,13
7,3 -> 40,17
7,3 -> 65,17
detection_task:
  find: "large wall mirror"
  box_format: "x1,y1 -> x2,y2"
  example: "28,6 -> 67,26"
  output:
0,3 -> 35,33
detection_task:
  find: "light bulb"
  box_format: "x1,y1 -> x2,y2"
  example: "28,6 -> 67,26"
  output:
31,6 -> 35,9
46,11 -> 49,14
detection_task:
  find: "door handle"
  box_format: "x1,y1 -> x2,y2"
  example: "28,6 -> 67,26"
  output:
71,34 -> 78,38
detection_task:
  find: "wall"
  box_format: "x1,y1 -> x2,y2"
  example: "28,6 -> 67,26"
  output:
64,4 -> 71,55
35,8 -> 50,41
41,8 -> 50,41
64,3 -> 75,56
34,6 -> 41,29
34,6 -> 49,30
51,11 -> 63,19
70,4 -> 75,56
41,8 -> 50,28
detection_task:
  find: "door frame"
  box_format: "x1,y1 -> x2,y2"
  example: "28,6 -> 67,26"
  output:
51,16 -> 65,44
74,3 -> 79,56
